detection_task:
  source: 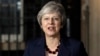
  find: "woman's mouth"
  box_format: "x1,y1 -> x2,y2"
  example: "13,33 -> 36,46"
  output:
48,27 -> 55,31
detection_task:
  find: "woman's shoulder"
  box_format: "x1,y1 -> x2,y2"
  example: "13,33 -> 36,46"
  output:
62,37 -> 84,47
65,37 -> 88,56
67,37 -> 82,44
26,37 -> 44,46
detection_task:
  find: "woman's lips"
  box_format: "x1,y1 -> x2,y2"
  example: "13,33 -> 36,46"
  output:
48,27 -> 55,31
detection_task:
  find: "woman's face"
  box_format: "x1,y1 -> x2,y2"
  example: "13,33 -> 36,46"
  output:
41,12 -> 62,37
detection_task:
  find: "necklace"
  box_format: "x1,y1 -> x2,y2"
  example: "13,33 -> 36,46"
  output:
45,44 -> 60,54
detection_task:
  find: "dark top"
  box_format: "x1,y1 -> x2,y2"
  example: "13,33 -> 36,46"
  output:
23,37 -> 88,56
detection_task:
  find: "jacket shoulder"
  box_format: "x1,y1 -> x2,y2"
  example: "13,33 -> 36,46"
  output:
64,37 -> 88,56
64,37 -> 84,50
67,38 -> 82,45
62,37 -> 82,45
26,37 -> 43,46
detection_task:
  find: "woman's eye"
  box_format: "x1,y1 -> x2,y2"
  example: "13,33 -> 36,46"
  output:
44,18 -> 49,20
54,18 -> 59,21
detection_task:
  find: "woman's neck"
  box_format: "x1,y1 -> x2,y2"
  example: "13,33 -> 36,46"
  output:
45,34 -> 60,51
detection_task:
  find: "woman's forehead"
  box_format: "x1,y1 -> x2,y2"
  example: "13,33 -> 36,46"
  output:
42,12 -> 61,18
44,11 -> 61,15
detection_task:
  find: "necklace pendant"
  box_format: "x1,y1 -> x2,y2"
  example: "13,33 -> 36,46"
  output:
46,44 -> 60,54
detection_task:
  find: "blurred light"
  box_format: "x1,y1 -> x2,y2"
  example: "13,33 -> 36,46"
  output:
17,1 -> 21,10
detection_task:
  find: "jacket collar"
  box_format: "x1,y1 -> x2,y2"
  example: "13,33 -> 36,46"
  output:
35,37 -> 70,56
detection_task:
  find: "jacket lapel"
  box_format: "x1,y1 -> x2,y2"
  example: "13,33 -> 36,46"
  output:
58,38 -> 71,56
32,37 -> 45,56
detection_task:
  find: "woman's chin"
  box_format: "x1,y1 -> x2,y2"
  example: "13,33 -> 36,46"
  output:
45,33 -> 58,37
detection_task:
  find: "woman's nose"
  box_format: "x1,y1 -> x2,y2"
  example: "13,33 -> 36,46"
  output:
49,18 -> 54,24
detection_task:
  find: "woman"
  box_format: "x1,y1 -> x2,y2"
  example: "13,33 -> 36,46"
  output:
24,1 -> 88,56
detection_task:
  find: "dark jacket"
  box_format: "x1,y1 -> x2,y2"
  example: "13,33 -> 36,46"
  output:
23,37 -> 88,56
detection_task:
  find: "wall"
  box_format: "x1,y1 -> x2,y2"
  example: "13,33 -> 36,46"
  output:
81,0 -> 100,56
89,0 -> 100,56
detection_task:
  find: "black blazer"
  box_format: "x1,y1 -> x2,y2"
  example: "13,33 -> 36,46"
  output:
23,37 -> 88,56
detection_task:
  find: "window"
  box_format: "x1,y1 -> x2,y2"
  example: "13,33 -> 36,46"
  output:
0,0 -> 20,34
0,0 -> 24,50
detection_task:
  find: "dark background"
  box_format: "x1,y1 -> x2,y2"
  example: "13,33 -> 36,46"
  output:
0,0 -> 81,56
